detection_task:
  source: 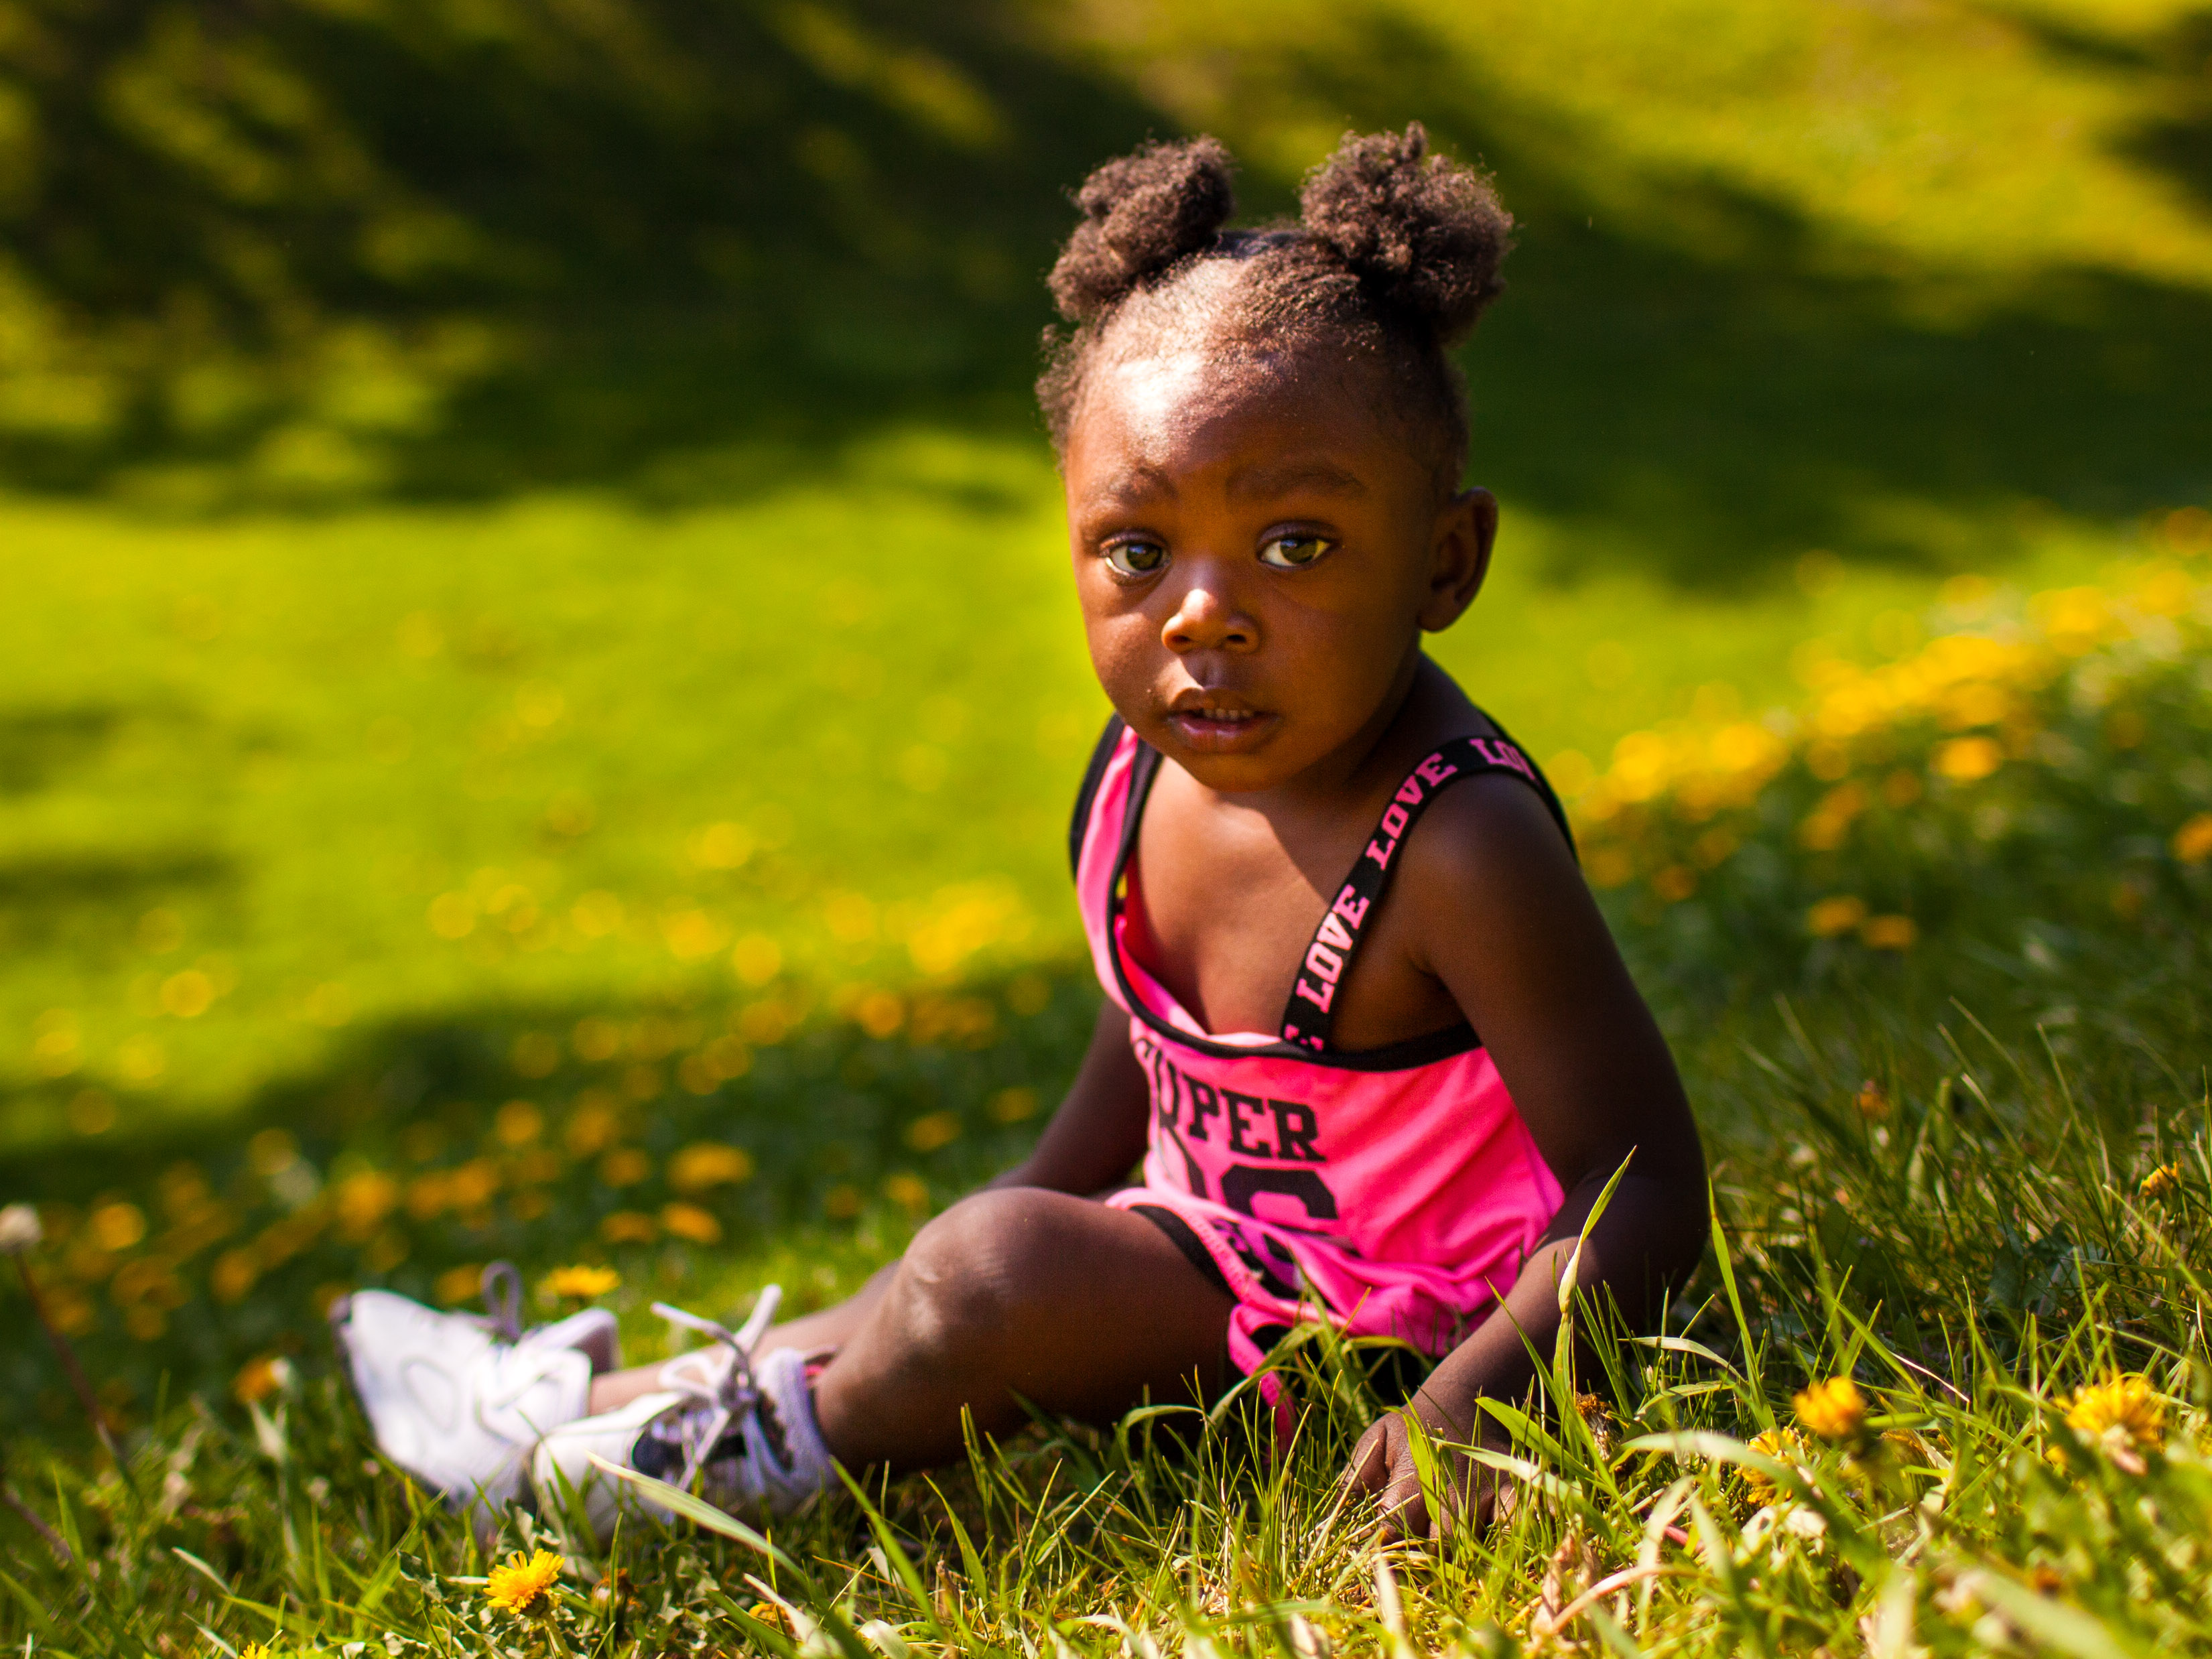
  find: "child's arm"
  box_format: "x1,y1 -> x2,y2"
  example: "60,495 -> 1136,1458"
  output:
1344,775 -> 1707,1534
985,1000 -> 1155,1195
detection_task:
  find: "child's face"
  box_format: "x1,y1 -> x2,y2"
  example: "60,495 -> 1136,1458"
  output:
1063,351 -> 1494,793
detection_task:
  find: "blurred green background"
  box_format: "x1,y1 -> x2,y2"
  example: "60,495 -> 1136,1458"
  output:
4,0 -> 2209,1155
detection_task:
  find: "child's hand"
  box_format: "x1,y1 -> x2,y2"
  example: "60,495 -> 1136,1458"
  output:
1342,1398 -> 1508,1541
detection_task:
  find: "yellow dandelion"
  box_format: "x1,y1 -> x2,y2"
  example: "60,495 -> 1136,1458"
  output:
1807,896 -> 1868,938
600,1209 -> 658,1244
486,1548 -> 564,1614
434,1263 -> 485,1307
659,1201 -> 722,1244
2173,813 -> 2212,865
668,1141 -> 754,1193
1794,1376 -> 1867,1442
233,1355 -> 283,1406
539,1264 -> 619,1301
1585,846 -> 1634,889
1860,914 -> 1917,951
1933,736 -> 2004,782
2065,1374 -> 2165,1458
2140,1163 -> 2182,1203
1740,1425 -> 1811,1508
240,1643 -> 271,1659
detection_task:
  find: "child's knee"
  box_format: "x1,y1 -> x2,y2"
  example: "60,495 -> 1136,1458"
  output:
896,1189 -> 1076,1345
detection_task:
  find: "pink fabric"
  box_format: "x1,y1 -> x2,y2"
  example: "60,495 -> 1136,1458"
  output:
1078,728 -> 1564,1381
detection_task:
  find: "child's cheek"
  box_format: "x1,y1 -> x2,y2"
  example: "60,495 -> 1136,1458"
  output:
1081,608 -> 1157,706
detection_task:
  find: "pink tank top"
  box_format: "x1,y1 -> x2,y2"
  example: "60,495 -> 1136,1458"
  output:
1074,718 -> 1572,1380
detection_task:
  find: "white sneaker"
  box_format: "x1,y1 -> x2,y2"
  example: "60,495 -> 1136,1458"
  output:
332,1264 -> 621,1518
532,1288 -> 834,1540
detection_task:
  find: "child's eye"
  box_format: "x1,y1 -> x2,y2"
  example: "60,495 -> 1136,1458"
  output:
1103,540 -> 1168,579
1258,534 -> 1333,570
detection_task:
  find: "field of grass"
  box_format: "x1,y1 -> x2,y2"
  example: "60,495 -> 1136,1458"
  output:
8,0 -> 2209,1148
6,551 -> 2211,1656
4,0 -> 2212,1650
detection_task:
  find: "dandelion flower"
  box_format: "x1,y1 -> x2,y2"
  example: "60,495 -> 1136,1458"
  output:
659,1201 -> 722,1244
600,1209 -> 658,1244
1860,915 -> 1917,950
486,1548 -> 564,1614
233,1355 -> 284,1405
2065,1374 -> 2165,1458
2140,1163 -> 2181,1202
668,1142 -> 754,1192
1793,1376 -> 1867,1442
1934,736 -> 2004,782
2173,813 -> 2212,865
1806,896 -> 1867,938
1740,1425 -> 1811,1508
539,1264 -> 619,1300
240,1643 -> 270,1659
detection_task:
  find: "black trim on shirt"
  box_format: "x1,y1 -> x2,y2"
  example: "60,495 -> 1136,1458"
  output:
1068,714 -> 1128,881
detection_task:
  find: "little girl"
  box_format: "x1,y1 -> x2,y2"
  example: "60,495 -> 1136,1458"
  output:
334,124 -> 1705,1540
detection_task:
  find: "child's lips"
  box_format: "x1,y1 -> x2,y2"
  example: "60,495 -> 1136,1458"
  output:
1165,705 -> 1277,752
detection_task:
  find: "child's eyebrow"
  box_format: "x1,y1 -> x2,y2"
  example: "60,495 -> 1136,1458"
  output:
1085,464 -> 1175,508
1226,459 -> 1366,501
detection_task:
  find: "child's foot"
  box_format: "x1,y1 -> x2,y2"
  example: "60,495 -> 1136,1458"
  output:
533,1291 -> 834,1538
330,1264 -> 620,1518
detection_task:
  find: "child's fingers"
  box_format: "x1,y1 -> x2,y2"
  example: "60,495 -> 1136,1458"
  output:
1342,1415 -> 1396,1496
1344,1412 -> 1451,1540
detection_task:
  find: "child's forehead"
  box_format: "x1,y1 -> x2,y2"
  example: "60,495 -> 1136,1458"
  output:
1069,348 -> 1405,479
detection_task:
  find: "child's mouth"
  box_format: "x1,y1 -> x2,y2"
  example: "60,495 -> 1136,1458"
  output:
1167,704 -> 1275,752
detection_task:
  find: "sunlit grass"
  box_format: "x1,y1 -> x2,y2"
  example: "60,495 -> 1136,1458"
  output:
6,0 -> 2212,1642
8,1039 -> 2208,1654
1079,0 -> 2212,286
5,555 -> 2211,1650
3,468 -> 2170,1149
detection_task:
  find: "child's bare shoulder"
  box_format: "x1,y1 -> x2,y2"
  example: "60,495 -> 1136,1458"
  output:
1390,759 -> 1587,949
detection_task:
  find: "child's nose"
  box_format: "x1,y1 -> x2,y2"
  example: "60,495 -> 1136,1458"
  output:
1161,568 -> 1256,654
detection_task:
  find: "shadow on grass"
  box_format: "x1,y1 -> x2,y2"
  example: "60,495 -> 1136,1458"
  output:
2001,4 -> 2212,224
0,0 -> 1159,499
0,3 -> 2205,591
0,964 -> 1098,1435
1242,9 -> 2212,587
0,696 -> 241,953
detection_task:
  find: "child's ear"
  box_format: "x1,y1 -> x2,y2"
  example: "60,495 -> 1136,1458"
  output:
1418,487 -> 1497,633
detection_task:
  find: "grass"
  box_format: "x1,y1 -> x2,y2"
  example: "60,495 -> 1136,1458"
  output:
8,0 -> 2210,1152
5,0 -> 2212,1648
9,0 -> 2212,1155
0,470 -> 2170,1152
4,556 -> 2211,1655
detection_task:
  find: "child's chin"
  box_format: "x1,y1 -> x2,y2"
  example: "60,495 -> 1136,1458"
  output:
1170,742 -> 1302,795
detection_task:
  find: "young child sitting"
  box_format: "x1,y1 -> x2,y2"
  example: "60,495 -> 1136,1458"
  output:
333,123 -> 1706,1541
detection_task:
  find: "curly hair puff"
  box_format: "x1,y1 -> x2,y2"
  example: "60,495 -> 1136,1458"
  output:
1037,123 -> 1512,491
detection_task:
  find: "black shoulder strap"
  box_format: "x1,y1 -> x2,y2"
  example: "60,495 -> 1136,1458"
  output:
1278,732 -> 1574,1053
1067,714 -> 1129,880
1480,710 -> 1577,858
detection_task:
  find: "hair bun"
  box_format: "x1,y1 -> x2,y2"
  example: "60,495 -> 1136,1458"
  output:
1048,137 -> 1236,323
1298,123 -> 1511,346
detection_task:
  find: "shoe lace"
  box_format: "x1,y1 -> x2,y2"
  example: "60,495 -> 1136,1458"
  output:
647,1286 -> 783,1495
479,1262 -> 524,1343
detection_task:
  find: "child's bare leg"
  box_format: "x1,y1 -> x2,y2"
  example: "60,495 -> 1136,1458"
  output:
511,1189 -> 1228,1528
581,1189 -> 1234,1469
812,1187 -> 1234,1469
